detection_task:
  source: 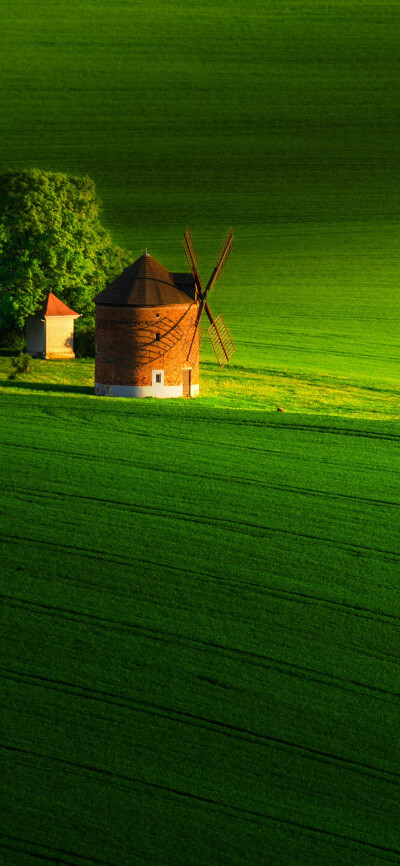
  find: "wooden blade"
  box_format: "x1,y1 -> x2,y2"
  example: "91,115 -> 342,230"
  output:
216,227 -> 233,278
184,226 -> 199,266
205,228 -> 234,294
185,320 -> 205,366
183,226 -> 204,295
184,228 -> 234,364
185,299 -> 206,363
207,313 -> 235,367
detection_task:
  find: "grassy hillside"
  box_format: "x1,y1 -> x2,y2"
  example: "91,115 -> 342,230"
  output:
1,392 -> 399,864
1,0 -> 399,232
1,1 -> 399,862
1,1 -> 399,396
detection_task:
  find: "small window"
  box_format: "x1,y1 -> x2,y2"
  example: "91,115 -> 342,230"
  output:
155,313 -> 160,318
156,373 -> 161,383
156,332 -> 161,341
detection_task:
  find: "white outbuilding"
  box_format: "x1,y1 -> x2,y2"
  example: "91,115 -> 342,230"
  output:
26,292 -> 80,359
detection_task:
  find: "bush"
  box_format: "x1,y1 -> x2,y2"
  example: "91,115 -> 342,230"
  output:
8,352 -> 32,378
74,325 -> 95,358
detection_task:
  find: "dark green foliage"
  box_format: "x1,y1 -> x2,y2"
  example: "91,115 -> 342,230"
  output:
0,327 -> 26,351
0,393 -> 399,864
0,169 -> 131,330
74,323 -> 95,358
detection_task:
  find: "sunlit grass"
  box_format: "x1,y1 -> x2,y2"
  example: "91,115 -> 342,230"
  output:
1,353 -> 398,419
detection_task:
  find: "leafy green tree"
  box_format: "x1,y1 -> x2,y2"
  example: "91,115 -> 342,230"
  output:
0,169 -> 131,330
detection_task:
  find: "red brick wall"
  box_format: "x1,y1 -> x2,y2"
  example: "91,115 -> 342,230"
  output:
95,303 -> 200,387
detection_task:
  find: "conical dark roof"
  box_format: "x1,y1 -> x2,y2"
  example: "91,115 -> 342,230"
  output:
94,252 -> 192,307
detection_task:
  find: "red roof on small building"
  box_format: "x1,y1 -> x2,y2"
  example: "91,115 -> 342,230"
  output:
39,292 -> 79,318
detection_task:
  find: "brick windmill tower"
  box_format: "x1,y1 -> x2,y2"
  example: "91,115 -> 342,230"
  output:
94,227 -> 235,398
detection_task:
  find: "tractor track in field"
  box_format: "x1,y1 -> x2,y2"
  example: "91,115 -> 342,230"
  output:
2,524 -> 399,636
3,409 -> 400,445
1,522 -> 398,569
1,598 -> 398,704
1,749 -> 400,864
3,556 -> 400,624
3,474 -> 400,510
0,831 -> 121,866
2,487 -> 399,562
1,694 -> 399,787
3,434 -> 400,485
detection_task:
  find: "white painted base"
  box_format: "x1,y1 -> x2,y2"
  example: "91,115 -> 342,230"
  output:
95,381 -> 199,399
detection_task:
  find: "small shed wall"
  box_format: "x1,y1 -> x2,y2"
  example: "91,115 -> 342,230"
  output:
45,316 -> 76,359
95,303 -> 199,397
26,316 -> 46,357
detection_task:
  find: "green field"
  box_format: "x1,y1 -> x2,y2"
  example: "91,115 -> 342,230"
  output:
2,0 -> 399,233
1,0 -> 399,863
1,392 -> 400,864
1,0 -> 399,408
1,344 -> 399,420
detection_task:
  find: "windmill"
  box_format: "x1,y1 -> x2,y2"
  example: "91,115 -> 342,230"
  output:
183,227 -> 235,367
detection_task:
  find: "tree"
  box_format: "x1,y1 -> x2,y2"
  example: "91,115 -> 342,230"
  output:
0,169 -> 131,330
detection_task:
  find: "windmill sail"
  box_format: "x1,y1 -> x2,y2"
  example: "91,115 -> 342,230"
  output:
185,321 -> 205,366
215,228 -> 234,280
183,227 -> 202,294
183,226 -> 235,366
207,314 -> 235,367
184,226 -> 199,267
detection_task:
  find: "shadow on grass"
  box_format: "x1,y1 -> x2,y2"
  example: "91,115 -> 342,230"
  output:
0,379 -> 93,395
0,348 -> 19,358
